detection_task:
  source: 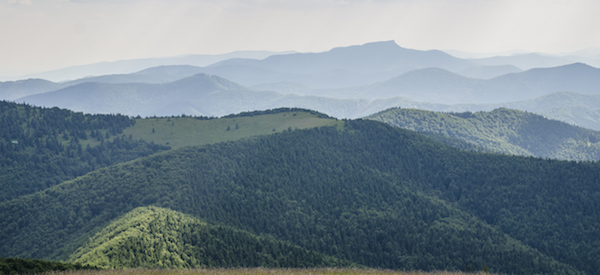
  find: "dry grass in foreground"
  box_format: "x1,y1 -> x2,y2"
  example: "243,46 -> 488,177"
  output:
42,268 -> 489,275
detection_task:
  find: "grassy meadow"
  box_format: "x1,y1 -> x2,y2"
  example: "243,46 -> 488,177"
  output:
40,269 -> 489,275
123,111 -> 342,149
69,110 -> 341,150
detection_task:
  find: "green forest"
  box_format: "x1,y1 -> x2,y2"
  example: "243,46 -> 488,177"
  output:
367,107 -> 600,160
70,206 -> 351,269
0,101 -> 169,202
0,101 -> 337,202
1,101 -> 600,275
0,257 -> 96,275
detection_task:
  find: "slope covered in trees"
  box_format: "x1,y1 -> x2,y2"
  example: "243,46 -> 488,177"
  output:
0,101 -> 339,202
0,100 -> 169,202
1,120 -> 598,274
70,206 -> 352,269
367,107 -> 600,160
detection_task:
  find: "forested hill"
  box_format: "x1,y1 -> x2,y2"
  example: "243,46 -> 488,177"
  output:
0,101 -> 341,202
367,107 -> 600,160
70,206 -> 352,269
0,100 -> 169,202
1,120 -> 599,274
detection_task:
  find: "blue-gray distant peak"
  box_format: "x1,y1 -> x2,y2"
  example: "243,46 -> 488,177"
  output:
328,40 -> 404,53
165,73 -> 247,92
0,78 -> 66,100
201,41 -> 475,88
491,62 -> 600,81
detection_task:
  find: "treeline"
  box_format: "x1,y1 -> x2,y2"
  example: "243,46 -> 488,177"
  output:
0,101 -> 169,202
222,108 -> 331,119
0,257 -> 97,275
2,120 -> 597,274
367,107 -> 600,160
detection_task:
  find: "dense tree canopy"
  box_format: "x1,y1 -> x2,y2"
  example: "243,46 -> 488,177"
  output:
1,119 -> 598,274
0,100 -> 168,202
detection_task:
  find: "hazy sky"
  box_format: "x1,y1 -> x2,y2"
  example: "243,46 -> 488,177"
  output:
1,0 -> 599,75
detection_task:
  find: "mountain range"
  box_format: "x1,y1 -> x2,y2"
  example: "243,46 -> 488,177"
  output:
1,103 -> 599,274
263,63 -> 600,104
3,41 -> 600,126
11,67 -> 600,131
1,51 -> 294,82
4,40 -> 600,275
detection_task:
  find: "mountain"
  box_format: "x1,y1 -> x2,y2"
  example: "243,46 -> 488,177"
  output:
65,65 -> 206,86
357,63 -> 600,103
482,63 -> 600,102
2,119 -> 598,274
367,108 -> 600,160
6,43 -> 600,108
356,68 -> 486,103
0,79 -> 67,101
200,41 -> 475,88
212,41 -> 474,75
13,69 -> 600,132
70,206 -> 351,269
456,65 -> 522,79
16,74 -> 270,117
1,66 -> 209,101
13,73 -> 405,119
249,63 -> 600,105
470,53 -> 577,70
5,51 -> 294,82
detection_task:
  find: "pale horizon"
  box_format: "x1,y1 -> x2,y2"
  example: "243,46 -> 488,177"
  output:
2,0 -> 599,76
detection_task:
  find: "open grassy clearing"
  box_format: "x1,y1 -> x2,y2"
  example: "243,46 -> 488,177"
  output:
123,111 -> 342,149
41,269 -> 490,275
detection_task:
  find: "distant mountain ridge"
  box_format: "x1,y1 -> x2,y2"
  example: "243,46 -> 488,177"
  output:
4,41 -> 600,131
13,72 -> 600,131
471,53 -> 576,70
16,74 -> 280,117
457,65 -> 522,79
287,63 -> 600,104
3,50 -> 294,82
200,41 -> 475,88
367,108 -> 600,161
0,79 -> 68,100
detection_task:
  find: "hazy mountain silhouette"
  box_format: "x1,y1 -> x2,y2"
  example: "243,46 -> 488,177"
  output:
15,73 -> 398,118
470,53 -> 576,70
17,74 -> 268,117
6,51 -> 294,82
482,63 -> 600,102
316,63 -> 600,104
9,43 -> 599,105
66,65 -> 206,86
457,65 -> 522,79
201,41 -> 475,88
243,63 -> 600,104
0,79 -> 67,100
358,68 -> 486,103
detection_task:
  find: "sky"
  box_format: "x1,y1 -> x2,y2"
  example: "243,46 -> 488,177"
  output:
1,0 -> 599,76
